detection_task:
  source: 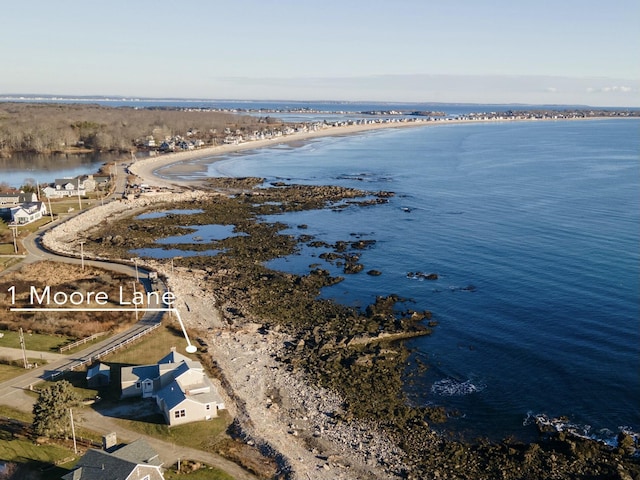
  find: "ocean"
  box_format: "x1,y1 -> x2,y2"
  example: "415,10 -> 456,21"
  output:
5,98 -> 638,442
172,118 -> 640,442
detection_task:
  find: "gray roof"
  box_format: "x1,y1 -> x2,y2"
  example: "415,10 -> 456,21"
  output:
55,177 -> 82,188
155,380 -> 186,410
62,449 -> 138,480
62,439 -> 162,480
121,364 -> 159,384
111,438 -> 162,466
86,363 -> 110,380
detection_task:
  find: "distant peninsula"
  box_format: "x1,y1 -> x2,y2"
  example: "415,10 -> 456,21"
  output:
0,101 -> 638,158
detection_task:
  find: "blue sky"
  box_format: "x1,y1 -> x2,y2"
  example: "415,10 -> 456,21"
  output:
2,0 -> 638,106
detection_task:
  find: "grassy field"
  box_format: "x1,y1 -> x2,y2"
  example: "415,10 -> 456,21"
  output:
0,330 -> 74,353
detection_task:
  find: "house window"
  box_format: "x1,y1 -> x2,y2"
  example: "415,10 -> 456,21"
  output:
206,404 -> 210,410
136,382 -> 141,389
174,409 -> 186,418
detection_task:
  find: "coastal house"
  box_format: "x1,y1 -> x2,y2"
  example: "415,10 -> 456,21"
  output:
0,192 -> 37,205
9,202 -> 47,225
46,175 -> 95,198
92,174 -> 111,189
61,438 -> 164,480
120,349 -> 225,427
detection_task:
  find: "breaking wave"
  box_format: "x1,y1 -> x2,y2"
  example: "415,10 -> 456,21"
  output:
523,412 -> 640,449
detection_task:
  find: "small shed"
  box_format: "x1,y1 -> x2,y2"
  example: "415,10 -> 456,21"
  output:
86,363 -> 111,388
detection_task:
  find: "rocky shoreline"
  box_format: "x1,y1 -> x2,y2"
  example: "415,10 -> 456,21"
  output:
41,177 -> 640,479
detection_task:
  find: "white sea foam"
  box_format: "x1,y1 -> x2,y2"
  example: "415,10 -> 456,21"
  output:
431,378 -> 485,396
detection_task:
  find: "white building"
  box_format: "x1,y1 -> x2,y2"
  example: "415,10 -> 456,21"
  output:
120,349 -> 225,427
10,202 -> 47,225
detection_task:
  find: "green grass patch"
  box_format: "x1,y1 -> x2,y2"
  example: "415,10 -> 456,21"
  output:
0,433 -> 71,462
0,256 -> 22,269
0,330 -> 74,353
0,404 -> 33,423
116,409 -> 232,451
0,243 -> 16,254
164,461 -> 235,480
0,433 -> 76,468
30,371 -> 102,406
101,321 -> 192,366
0,362 -> 30,383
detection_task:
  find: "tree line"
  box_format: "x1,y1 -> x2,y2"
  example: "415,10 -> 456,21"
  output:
0,102 -> 281,157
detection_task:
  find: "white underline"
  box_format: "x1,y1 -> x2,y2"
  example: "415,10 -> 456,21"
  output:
10,307 -> 171,312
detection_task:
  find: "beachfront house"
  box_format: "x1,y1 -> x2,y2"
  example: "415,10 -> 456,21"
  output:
61,438 -> 164,480
120,349 -> 225,426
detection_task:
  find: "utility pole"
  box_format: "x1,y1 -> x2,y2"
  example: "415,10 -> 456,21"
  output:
70,408 -> 77,454
46,194 -> 54,222
19,328 -> 28,369
10,225 -> 18,254
79,241 -> 86,270
132,281 -> 138,321
131,258 -> 139,282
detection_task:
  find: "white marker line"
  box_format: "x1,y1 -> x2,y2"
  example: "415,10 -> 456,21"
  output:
10,308 -> 168,312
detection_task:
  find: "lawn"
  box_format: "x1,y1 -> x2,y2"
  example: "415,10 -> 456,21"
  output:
116,409 -> 232,452
0,243 -> 16,255
101,321 -> 193,367
0,404 -> 33,423
0,430 -> 78,480
164,461 -> 235,480
0,362 -> 49,382
0,329 -> 74,353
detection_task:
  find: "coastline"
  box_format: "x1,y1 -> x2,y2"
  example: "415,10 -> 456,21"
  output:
129,115 -> 625,188
130,119 -> 434,187
36,116 -> 640,479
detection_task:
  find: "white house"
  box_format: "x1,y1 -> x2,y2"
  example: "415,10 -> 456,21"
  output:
45,175 -> 96,198
120,349 -> 225,427
10,202 -> 47,225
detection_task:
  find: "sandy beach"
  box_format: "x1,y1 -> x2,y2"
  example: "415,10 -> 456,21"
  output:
129,119 -> 444,188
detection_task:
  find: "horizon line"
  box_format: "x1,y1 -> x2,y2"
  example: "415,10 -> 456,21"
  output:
3,93 -> 640,110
